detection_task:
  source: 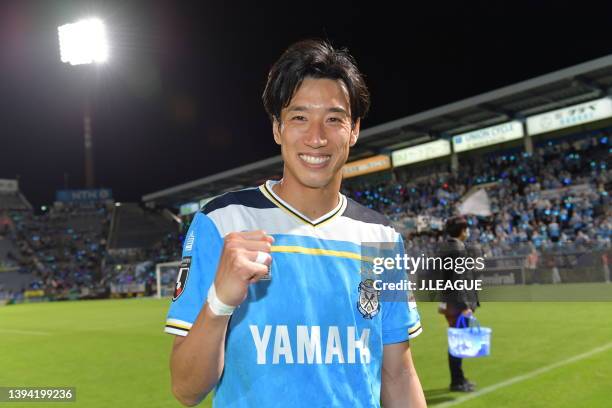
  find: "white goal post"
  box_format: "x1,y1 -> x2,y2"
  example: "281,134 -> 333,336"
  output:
155,260 -> 182,299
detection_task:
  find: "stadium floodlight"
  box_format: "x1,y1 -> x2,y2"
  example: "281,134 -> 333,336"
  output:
57,18 -> 108,188
58,18 -> 108,66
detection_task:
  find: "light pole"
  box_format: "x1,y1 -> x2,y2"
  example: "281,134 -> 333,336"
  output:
58,18 -> 108,189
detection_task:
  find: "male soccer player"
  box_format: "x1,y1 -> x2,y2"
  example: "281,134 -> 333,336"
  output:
165,39 -> 425,407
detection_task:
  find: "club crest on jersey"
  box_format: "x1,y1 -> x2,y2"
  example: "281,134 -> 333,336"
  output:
173,257 -> 191,301
357,279 -> 380,319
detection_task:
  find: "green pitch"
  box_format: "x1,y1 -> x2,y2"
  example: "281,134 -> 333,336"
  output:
0,288 -> 611,407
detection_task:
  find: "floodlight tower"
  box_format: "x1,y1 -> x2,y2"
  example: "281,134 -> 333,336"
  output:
58,18 -> 108,189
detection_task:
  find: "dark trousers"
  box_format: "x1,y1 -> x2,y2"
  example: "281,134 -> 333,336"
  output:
443,309 -> 466,385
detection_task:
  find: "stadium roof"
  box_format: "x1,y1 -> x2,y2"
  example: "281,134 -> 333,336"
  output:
143,54 -> 612,207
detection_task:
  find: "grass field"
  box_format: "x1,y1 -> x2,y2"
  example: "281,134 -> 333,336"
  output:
1,291 -> 611,407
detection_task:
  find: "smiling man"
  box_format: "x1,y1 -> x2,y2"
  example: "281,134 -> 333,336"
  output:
166,40 -> 425,407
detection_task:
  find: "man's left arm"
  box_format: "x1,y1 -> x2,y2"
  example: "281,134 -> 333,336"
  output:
381,341 -> 426,408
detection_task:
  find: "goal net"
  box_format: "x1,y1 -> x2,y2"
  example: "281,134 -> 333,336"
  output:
155,261 -> 181,299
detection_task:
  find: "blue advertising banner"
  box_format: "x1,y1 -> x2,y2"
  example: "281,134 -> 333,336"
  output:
55,189 -> 113,203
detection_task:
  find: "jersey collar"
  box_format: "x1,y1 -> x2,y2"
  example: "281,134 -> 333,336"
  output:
259,180 -> 347,227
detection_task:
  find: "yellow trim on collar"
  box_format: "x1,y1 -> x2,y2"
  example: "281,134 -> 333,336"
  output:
259,183 -> 346,227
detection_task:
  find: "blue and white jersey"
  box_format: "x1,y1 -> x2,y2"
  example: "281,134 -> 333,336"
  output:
165,180 -> 422,408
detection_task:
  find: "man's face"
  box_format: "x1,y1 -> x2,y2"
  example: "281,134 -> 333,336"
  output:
273,77 -> 360,189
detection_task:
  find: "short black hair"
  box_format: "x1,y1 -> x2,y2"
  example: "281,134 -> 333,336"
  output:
262,39 -> 370,126
446,216 -> 468,238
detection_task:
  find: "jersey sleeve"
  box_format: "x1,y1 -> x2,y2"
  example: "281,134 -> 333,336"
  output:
381,235 -> 422,344
164,211 -> 223,336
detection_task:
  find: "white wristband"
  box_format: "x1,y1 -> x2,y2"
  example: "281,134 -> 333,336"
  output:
207,284 -> 236,316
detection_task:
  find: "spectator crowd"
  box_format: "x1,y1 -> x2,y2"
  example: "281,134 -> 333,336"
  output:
344,131 -> 611,256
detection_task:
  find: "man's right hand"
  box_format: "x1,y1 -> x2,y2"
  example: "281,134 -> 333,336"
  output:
212,230 -> 274,308
170,230 -> 274,405
461,308 -> 473,317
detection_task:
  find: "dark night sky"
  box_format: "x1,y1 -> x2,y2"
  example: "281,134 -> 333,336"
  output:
2,0 -> 611,208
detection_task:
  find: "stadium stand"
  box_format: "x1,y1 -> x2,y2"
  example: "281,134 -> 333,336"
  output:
1,199 -> 182,302
0,189 -> 39,300
0,237 -> 21,270
0,191 -> 32,211
341,130 -> 610,288
9,202 -> 112,300
102,204 -> 180,297
344,131 -> 610,249
107,203 -> 177,249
